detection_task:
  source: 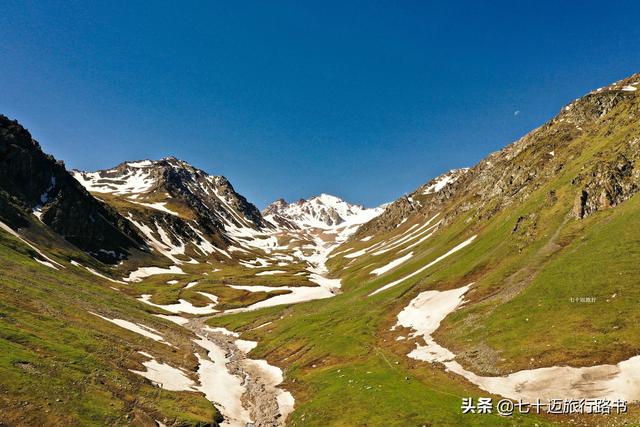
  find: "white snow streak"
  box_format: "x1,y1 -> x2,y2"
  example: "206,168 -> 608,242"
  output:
138,294 -> 218,314
370,252 -> 414,276
123,265 -> 185,282
369,235 -> 476,296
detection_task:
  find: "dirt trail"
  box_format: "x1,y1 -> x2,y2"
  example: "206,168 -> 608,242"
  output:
185,316 -> 286,427
488,214 -> 570,305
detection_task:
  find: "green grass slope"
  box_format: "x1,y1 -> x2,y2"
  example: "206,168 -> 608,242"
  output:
0,229 -> 220,426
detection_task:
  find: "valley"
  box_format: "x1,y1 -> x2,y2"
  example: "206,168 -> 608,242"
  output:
2,72 -> 640,426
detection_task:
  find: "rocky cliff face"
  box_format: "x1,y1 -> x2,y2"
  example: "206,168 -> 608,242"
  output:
571,151 -> 640,219
0,115 -> 145,262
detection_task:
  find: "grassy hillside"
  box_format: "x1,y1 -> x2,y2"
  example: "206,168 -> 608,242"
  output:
0,230 -> 219,426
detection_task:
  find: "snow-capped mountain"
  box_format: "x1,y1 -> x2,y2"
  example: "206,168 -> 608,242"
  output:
73,158 -> 271,263
73,157 -> 266,229
263,193 -> 384,230
70,161 -> 385,267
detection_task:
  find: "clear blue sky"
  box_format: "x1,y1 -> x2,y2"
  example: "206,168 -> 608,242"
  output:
2,1 -> 640,208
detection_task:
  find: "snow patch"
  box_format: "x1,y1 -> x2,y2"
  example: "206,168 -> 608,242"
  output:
422,169 -> 468,195
130,352 -> 196,391
154,314 -> 189,325
33,257 -> 59,270
396,284 -> 640,402
193,336 -> 253,427
91,312 -> 172,346
225,285 -> 333,313
255,270 -> 286,276
138,294 -> 218,315
71,260 -> 126,284
370,252 -> 414,276
0,220 -> 64,269
130,201 -> 181,217
123,265 -> 185,282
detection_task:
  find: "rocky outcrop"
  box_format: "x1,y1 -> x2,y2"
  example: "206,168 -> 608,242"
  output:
72,156 -> 274,263
159,159 -> 267,231
572,153 -> 640,219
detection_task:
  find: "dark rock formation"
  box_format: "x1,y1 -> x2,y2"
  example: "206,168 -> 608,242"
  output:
0,115 -> 145,262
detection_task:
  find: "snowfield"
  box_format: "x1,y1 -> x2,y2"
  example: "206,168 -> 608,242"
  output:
154,314 -> 189,325
130,352 -> 196,391
200,326 -> 295,425
72,165 -> 156,195
264,193 -> 384,230
255,270 -> 286,276
370,252 -> 414,276
123,265 -> 185,282
396,284 -> 640,402
193,335 -> 252,427
225,285 -> 334,313
221,194 -> 384,312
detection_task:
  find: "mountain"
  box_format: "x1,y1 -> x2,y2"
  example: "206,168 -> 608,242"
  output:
357,74 -> 640,240
263,193 -> 384,230
3,72 -> 640,427
0,115 -> 145,263
355,168 -> 470,238
327,72 -> 640,384
73,158 -> 271,264
73,157 -> 266,230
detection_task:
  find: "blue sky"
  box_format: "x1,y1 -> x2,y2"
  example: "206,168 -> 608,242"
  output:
2,1 -> 640,208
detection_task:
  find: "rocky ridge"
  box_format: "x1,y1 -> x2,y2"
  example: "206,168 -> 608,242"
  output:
355,73 -> 640,240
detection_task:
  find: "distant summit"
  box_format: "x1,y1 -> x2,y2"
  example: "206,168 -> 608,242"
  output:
263,193 -> 384,229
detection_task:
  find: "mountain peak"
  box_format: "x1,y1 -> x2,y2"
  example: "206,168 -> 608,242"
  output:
72,157 -> 211,196
263,193 -> 383,229
311,193 -> 350,205
72,158 -> 267,240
